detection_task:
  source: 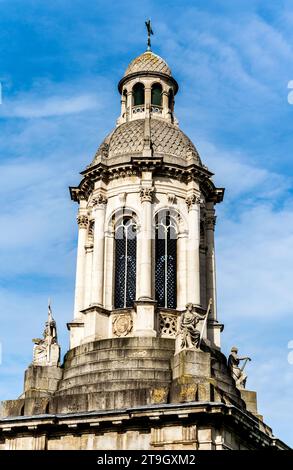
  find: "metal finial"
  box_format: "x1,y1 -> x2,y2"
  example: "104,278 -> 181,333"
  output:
48,297 -> 53,321
145,19 -> 154,51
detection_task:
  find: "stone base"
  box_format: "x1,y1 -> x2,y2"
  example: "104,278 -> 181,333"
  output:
240,389 -> 260,417
24,365 -> 63,398
170,349 -> 212,403
134,300 -> 157,337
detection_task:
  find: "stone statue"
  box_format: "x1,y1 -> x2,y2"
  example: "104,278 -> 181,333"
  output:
228,346 -> 251,389
179,303 -> 207,350
32,302 -> 60,366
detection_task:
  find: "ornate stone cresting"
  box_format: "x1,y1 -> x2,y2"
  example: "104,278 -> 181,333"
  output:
228,346 -> 251,389
32,303 -> 60,366
98,142 -> 109,158
140,187 -> 154,203
77,214 -> 89,228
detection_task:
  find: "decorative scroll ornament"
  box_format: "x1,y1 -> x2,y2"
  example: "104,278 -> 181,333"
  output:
167,193 -> 176,205
99,142 -> 109,158
77,214 -> 89,228
185,192 -> 201,210
140,187 -> 154,203
112,314 -> 133,337
92,193 -> 107,208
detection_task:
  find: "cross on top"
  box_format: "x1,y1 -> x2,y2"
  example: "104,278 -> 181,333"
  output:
145,19 -> 154,51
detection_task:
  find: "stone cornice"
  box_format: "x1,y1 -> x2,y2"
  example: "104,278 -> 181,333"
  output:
70,161 -> 224,205
0,402 -> 288,449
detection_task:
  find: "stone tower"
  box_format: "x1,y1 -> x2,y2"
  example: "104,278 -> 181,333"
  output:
0,43 -> 289,450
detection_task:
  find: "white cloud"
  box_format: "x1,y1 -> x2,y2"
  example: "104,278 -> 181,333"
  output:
198,140 -> 290,200
0,93 -> 99,118
217,202 -> 293,318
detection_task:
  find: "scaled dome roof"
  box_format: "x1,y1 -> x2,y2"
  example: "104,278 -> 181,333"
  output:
90,119 -> 202,166
124,51 -> 172,78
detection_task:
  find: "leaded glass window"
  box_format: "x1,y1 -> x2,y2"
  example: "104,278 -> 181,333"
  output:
155,212 -> 177,308
133,83 -> 145,106
114,218 -> 137,308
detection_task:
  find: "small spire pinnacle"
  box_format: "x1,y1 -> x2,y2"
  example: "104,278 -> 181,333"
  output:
145,19 -> 154,51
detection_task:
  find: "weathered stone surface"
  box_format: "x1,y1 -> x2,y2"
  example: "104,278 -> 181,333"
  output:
240,389 -> 258,415
24,365 -> 63,397
0,403 -> 289,450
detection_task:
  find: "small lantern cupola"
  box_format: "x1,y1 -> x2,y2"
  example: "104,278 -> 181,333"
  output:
117,49 -> 178,125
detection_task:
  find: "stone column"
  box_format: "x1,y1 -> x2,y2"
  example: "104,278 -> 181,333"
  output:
135,184 -> 156,337
162,90 -> 170,120
73,211 -> 88,319
91,194 -> 107,307
177,231 -> 188,310
205,206 -> 217,321
138,187 -> 153,300
127,90 -> 132,120
84,243 -> 93,309
186,192 -> 201,306
121,93 -> 126,118
145,85 -> 151,108
104,229 -> 115,310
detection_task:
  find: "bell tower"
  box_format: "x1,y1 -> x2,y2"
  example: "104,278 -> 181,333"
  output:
0,28 -> 289,451
68,40 -> 224,351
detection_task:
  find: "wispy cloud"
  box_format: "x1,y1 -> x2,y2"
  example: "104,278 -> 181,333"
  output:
0,93 -> 99,119
217,201 -> 293,318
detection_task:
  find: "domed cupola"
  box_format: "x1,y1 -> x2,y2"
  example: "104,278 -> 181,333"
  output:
117,39 -> 179,126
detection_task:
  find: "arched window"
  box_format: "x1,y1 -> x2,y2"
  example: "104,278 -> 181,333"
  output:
114,217 -> 137,308
132,83 -> 145,106
151,83 -> 162,106
155,212 -> 177,308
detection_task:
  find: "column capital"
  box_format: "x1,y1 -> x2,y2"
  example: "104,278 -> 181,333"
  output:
92,193 -> 107,208
185,192 -> 201,210
205,215 -> 217,230
77,214 -> 89,228
140,187 -> 154,203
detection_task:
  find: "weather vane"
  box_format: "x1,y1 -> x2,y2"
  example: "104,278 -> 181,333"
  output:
145,19 -> 154,51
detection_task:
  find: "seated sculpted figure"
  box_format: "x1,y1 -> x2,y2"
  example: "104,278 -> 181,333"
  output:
180,303 -> 206,350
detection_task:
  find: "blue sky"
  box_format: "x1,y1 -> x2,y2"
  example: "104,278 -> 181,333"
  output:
0,0 -> 293,446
